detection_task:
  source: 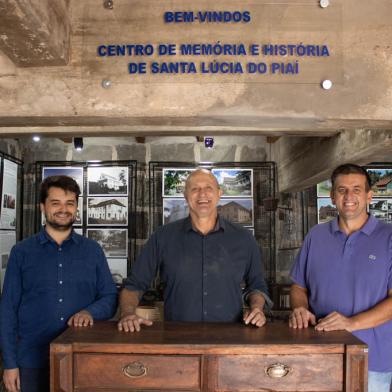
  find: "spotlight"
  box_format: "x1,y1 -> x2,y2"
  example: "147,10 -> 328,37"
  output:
321,79 -> 333,90
204,137 -> 214,149
32,135 -> 40,142
74,137 -> 83,151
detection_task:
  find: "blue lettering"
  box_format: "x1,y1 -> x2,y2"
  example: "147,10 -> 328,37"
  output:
243,11 -> 251,22
158,44 -> 176,55
247,62 -> 267,74
250,44 -> 259,56
128,62 -> 146,74
97,45 -> 106,56
164,11 -> 194,23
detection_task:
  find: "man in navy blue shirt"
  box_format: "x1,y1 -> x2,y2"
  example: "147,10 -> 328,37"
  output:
1,175 -> 117,392
118,168 -> 270,332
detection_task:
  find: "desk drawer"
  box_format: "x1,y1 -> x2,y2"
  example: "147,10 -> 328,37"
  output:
74,353 -> 201,390
217,354 -> 343,391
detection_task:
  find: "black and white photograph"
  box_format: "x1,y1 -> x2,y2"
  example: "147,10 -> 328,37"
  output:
88,197 -> 128,225
88,166 -> 128,195
317,197 -> 338,224
217,198 -> 254,227
42,166 -> 84,195
73,228 -> 83,235
107,258 -> 128,285
0,159 -> 18,229
367,168 -> 392,197
41,196 -> 83,226
87,228 -> 128,258
212,168 -> 253,197
369,198 -> 392,223
163,198 -> 189,224
162,168 -> 195,197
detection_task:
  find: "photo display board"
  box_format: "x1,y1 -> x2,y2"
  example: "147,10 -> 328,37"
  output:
316,163 -> 392,224
162,167 -> 255,229
150,161 -> 277,284
367,165 -> 392,224
36,161 -> 137,286
0,153 -> 23,292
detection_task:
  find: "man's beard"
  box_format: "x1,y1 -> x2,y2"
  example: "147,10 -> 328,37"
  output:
45,214 -> 75,231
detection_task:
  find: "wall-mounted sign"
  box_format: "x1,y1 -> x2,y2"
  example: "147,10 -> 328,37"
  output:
82,0 -> 342,84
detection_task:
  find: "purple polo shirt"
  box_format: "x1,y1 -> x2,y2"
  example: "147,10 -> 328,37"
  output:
290,215 -> 392,372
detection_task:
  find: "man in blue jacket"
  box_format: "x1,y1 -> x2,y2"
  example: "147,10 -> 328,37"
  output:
1,175 -> 117,392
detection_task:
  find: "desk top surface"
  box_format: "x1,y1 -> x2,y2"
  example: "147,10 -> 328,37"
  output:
51,321 -> 366,355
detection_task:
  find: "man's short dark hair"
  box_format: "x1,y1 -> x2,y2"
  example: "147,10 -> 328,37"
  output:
331,164 -> 372,191
40,175 -> 81,204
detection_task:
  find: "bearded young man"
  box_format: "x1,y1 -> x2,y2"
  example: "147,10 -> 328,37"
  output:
0,175 -> 117,392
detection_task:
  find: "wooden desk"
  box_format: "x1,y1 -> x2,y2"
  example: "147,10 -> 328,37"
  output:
50,321 -> 367,392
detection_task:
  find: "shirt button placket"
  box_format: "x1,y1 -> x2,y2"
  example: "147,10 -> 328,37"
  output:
58,246 -> 65,322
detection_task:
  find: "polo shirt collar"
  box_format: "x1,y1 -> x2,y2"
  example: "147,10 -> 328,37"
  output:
38,227 -> 81,245
330,214 -> 378,236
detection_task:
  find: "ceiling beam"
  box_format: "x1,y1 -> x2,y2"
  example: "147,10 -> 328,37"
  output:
276,129 -> 392,193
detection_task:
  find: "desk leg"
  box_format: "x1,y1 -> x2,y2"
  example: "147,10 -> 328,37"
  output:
50,344 -> 73,392
345,345 -> 368,392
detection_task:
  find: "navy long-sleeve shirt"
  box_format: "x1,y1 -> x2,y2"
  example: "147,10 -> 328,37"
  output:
124,216 -> 270,322
0,229 -> 118,369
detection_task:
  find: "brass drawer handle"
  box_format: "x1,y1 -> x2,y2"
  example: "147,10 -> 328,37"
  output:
122,361 -> 148,378
265,363 -> 291,378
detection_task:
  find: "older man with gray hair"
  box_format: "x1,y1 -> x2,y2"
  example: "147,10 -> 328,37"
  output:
118,168 -> 270,332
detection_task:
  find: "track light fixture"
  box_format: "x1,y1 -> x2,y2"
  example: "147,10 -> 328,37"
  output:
74,137 -> 83,151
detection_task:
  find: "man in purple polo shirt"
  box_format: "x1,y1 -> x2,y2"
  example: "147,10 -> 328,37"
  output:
289,163 -> 392,392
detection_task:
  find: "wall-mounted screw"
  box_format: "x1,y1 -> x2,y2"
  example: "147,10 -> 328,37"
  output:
104,0 -> 114,10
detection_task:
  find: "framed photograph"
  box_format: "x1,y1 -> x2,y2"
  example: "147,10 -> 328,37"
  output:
88,166 -> 128,196
42,166 -> 84,195
107,258 -> 128,285
162,168 -> 195,197
217,198 -> 254,227
73,228 -> 83,235
317,197 -> 338,224
317,179 -> 332,197
87,228 -> 128,258
367,168 -> 392,197
163,198 -> 189,224
41,196 -> 83,226
212,168 -> 253,197
369,198 -> 392,223
0,159 -> 18,229
87,197 -> 128,226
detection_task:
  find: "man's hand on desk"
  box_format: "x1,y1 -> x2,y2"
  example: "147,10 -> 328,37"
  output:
68,310 -> 93,327
117,313 -> 153,332
289,307 -> 316,329
243,306 -> 266,327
